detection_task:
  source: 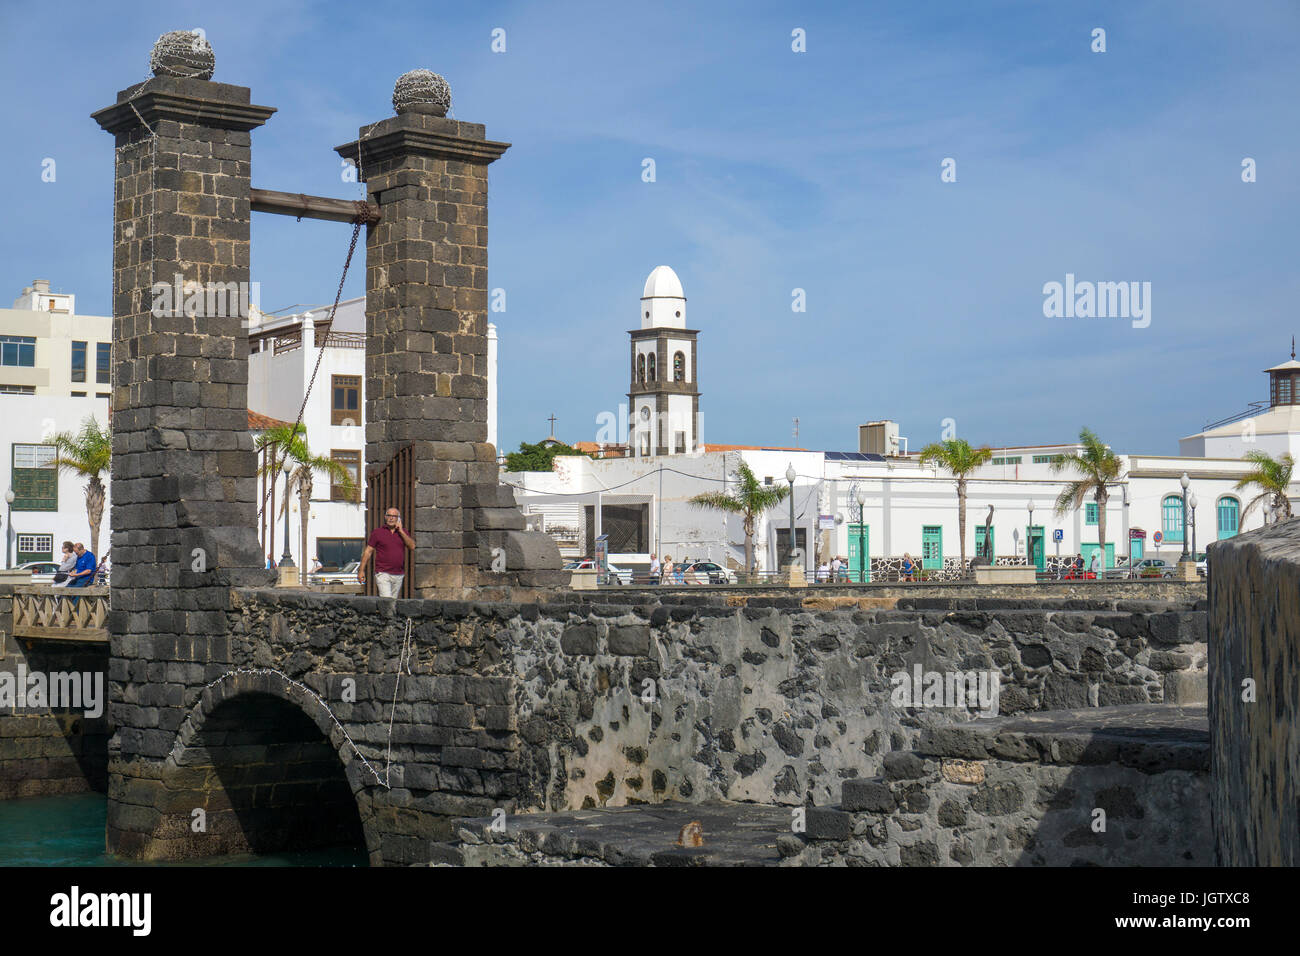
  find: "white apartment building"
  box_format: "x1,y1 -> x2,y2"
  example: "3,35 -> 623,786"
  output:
0,279 -> 113,398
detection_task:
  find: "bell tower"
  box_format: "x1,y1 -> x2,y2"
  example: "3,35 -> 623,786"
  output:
628,265 -> 700,457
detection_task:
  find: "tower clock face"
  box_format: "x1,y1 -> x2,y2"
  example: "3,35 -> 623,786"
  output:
640,407 -> 651,421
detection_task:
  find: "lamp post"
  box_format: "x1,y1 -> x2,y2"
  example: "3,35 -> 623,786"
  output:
279,460 -> 295,569
1188,492 -> 1198,559
785,463 -> 797,570
1179,473 -> 1190,562
4,488 -> 12,569
1026,499 -> 1035,572
855,486 -> 866,584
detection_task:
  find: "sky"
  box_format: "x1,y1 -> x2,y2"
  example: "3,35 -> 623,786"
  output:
1,0 -> 1297,457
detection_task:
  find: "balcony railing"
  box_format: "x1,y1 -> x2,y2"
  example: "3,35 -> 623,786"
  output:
11,585 -> 109,642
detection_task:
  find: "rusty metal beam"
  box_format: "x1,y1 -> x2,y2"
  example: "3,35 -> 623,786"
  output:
250,187 -> 380,224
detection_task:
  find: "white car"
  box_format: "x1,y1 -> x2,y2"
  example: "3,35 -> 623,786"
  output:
682,561 -> 736,585
563,559 -> 632,585
310,560 -> 361,586
19,560 -> 62,584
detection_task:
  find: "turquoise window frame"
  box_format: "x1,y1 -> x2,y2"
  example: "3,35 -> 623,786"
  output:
1162,495 -> 1185,542
1216,497 -> 1239,539
1085,502 -> 1099,525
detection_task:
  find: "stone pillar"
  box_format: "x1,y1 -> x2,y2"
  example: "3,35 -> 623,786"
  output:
93,33 -> 273,856
1209,520 -> 1300,865
336,70 -> 561,598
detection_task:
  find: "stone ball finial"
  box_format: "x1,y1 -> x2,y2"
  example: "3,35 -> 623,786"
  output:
392,69 -> 451,116
150,30 -> 216,80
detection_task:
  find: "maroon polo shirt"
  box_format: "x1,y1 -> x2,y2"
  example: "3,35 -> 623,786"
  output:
367,526 -> 408,575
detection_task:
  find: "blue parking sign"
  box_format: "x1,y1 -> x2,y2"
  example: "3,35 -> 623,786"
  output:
1052,529 -> 1063,542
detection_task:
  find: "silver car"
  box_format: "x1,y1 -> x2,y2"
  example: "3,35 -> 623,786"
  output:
310,561 -> 361,586
19,560 -> 61,585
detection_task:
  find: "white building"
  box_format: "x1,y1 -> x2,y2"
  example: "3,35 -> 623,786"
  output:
0,280 -> 114,566
0,279 -> 112,398
0,394 -> 112,567
508,266 -> 1289,578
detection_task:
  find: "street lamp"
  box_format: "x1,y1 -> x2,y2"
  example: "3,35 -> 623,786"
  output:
4,488 -> 12,570
785,463 -> 797,570
1026,499 -> 1035,572
1179,472 -> 1190,562
1188,492 -> 1198,559
855,486 -> 866,584
279,460 -> 295,569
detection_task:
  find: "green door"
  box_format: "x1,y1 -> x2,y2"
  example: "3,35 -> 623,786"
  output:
1129,537 -> 1144,562
974,526 -> 995,564
921,525 -> 943,571
847,523 -> 870,582
1081,542 -> 1115,570
1028,525 -> 1045,571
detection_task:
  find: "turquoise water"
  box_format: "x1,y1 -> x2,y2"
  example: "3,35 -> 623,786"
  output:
0,792 -> 368,866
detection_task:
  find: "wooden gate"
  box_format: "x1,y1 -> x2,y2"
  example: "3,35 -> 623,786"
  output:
364,444 -> 415,598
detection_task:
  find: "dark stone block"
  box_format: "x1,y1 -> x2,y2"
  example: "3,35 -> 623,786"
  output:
560,624 -> 597,656
842,778 -> 895,812
804,807 -> 851,841
882,751 -> 926,780
608,625 -> 651,656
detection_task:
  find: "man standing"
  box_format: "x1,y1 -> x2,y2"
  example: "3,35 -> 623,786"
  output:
1088,549 -> 1102,578
358,508 -> 415,597
649,553 -> 660,584
68,542 -> 97,587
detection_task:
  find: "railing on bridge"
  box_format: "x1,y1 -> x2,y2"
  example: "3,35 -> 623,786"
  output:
11,585 -> 110,642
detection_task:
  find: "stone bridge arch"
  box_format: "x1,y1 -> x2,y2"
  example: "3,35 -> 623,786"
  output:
116,671 -> 382,864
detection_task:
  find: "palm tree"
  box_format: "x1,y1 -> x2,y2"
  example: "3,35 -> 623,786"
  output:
1235,450 -> 1294,523
918,439 -> 994,574
52,416 -> 111,558
688,460 -> 789,579
255,424 -> 358,581
1051,428 -> 1124,569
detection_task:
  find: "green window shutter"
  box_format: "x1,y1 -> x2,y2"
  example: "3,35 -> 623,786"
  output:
1085,502 -> 1099,525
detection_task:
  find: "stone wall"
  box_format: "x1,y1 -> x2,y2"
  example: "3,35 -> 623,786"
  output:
441,705 -> 1211,867
224,590 -> 1206,832
0,586 -> 111,798
1208,520 -> 1300,866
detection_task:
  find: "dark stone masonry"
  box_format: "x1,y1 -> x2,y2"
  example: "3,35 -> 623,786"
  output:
442,705 -> 1211,866
91,587 -> 1208,864
1209,520 -> 1300,866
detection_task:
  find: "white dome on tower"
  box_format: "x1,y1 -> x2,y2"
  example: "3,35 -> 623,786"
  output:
640,265 -> 686,329
642,265 -> 684,300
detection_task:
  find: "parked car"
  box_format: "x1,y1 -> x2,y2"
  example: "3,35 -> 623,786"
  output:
310,560 -> 361,586
682,561 -> 736,585
563,559 -> 632,585
18,560 -> 61,584
1195,552 -> 1209,577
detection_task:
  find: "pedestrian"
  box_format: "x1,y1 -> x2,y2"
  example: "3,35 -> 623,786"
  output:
68,542 -> 97,587
649,553 -> 661,584
662,555 -> 674,585
1089,549 -> 1102,578
817,560 -> 829,582
53,541 -> 76,586
901,552 -> 915,582
1074,552 -> 1084,579
310,556 -> 322,574
357,507 -> 415,597
830,555 -> 843,582
266,553 -> 276,570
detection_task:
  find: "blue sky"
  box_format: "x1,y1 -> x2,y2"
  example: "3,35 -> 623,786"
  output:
2,0 -> 1297,456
